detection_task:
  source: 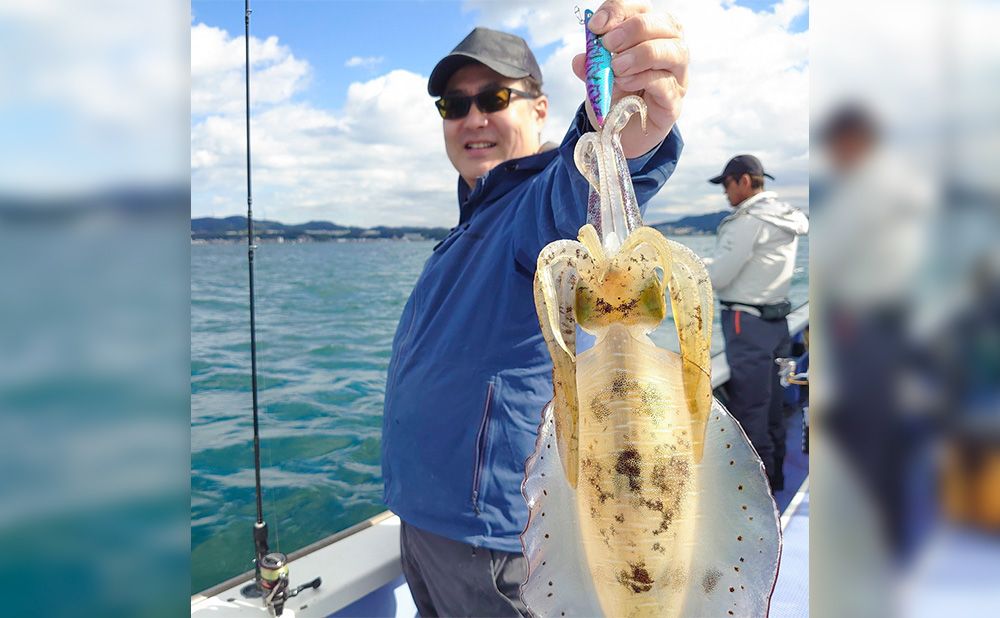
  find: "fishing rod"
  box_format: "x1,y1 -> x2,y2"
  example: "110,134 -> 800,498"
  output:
239,0 -> 320,614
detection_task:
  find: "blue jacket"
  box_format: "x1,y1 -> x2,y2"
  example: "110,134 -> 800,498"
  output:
381,106 -> 683,552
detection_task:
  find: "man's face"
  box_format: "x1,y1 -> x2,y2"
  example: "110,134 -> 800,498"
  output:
722,174 -> 752,207
827,131 -> 874,174
441,63 -> 548,188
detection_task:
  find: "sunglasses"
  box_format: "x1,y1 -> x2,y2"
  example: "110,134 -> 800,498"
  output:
435,86 -> 537,120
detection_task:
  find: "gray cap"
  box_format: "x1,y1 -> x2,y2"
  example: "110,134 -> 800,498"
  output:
428,27 -> 543,97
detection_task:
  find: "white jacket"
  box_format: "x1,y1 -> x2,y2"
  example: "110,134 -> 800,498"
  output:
704,191 -> 809,306
811,150 -> 934,310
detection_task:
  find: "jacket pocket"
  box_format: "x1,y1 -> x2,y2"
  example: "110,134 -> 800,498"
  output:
471,377 -> 498,515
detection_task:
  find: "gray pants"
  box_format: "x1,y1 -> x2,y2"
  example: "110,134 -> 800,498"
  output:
721,309 -> 791,490
399,520 -> 528,618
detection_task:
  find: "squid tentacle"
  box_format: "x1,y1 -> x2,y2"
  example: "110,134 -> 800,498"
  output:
534,239 -> 599,487
602,95 -> 647,240
573,134 -> 605,240
574,96 -> 648,255
664,238 -> 714,461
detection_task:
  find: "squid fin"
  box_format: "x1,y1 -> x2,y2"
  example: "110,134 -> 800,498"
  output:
681,398 -> 781,616
520,401 -> 603,617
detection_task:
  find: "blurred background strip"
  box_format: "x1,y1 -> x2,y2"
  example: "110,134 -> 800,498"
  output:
0,1 -> 191,616
811,0 -> 1000,616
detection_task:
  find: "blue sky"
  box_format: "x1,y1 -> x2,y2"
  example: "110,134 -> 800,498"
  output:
192,1 -> 484,111
191,0 -> 810,226
193,0 -> 804,112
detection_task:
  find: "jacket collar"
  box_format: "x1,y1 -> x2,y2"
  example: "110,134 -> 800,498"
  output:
719,191 -> 778,227
455,103 -> 591,224
456,142 -> 561,224
734,190 -> 777,212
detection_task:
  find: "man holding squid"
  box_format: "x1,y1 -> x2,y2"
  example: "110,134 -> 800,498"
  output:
380,2 -> 690,614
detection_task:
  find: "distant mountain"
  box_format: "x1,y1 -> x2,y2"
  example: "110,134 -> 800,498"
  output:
649,211 -> 728,235
192,210 -> 728,243
287,220 -> 347,232
2,185 -> 188,221
191,216 -> 450,242
191,216 -> 257,233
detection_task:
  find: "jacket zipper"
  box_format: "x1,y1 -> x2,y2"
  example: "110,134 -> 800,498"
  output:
471,380 -> 495,515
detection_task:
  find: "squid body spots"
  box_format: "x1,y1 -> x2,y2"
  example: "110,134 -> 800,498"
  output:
581,456 -> 612,505
616,561 -> 654,594
615,447 -> 643,492
701,567 -> 722,593
589,394 -> 613,421
588,370 -> 663,421
648,454 -> 691,535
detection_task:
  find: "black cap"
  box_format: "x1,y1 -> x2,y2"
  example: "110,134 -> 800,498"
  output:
428,27 -> 543,97
708,154 -> 775,184
820,103 -> 879,144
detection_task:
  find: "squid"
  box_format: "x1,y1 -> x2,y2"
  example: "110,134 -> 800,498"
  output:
519,11 -> 781,617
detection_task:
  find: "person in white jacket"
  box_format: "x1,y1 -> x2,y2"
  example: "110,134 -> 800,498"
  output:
704,154 -> 809,491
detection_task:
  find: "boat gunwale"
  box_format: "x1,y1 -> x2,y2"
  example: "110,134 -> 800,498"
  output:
192,510 -> 395,601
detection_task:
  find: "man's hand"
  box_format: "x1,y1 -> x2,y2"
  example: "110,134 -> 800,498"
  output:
572,0 -> 689,158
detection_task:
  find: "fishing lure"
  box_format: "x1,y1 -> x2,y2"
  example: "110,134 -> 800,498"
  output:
581,7 -> 613,128
520,86 -> 781,618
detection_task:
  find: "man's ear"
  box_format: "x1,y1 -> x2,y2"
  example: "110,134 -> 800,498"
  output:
533,95 -> 549,125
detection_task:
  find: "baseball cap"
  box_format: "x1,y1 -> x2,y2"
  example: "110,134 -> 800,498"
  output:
708,154 -> 775,184
820,103 -> 879,144
428,27 -> 543,97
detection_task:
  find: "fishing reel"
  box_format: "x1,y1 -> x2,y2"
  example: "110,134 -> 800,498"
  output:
775,357 -> 809,387
241,534 -> 322,616
776,357 -> 810,454
259,552 -> 321,616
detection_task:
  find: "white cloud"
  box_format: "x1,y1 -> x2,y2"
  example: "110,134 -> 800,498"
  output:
465,0 -> 809,218
191,35 -> 454,227
345,56 -> 385,70
0,0 -> 188,191
811,0 -> 947,151
191,24 -> 311,117
773,0 -> 809,29
655,0 -> 809,216
191,0 -> 808,226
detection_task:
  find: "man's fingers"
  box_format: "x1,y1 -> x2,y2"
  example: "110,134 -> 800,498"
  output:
616,71 -> 687,108
610,37 -> 689,88
571,53 -> 587,82
600,12 -> 683,53
588,0 -> 652,35
576,0 -> 688,149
